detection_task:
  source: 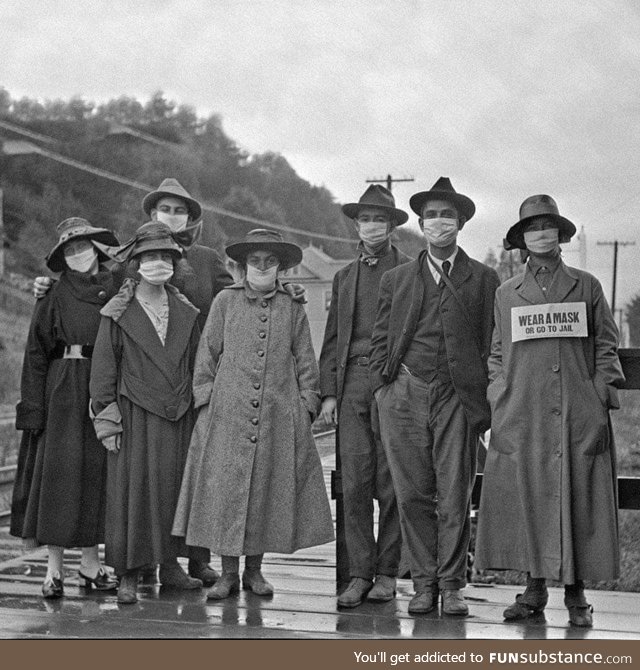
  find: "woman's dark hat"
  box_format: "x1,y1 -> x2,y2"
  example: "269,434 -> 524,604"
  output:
115,222 -> 183,263
46,217 -> 119,272
342,184 -> 409,225
225,228 -> 303,271
409,177 -> 476,221
142,178 -> 202,222
504,195 -> 577,250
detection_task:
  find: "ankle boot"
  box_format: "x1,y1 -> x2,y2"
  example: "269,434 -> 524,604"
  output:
117,570 -> 139,604
207,572 -> 240,600
159,559 -> 202,589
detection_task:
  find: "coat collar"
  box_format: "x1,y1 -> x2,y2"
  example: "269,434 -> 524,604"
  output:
514,260 -> 579,304
225,279 -> 289,300
417,246 -> 473,289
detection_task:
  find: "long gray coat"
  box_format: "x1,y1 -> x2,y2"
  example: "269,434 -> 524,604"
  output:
475,262 -> 624,582
172,282 -> 334,555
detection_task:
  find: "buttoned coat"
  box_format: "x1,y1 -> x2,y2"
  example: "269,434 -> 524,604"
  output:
319,245 -> 411,405
475,262 -> 624,582
369,248 -> 500,433
90,280 -> 200,573
172,282 -> 334,555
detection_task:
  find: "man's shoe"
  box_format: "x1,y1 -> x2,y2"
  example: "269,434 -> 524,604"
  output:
188,559 -> 219,587
117,571 -> 139,604
138,564 -> 158,584
42,572 -> 64,599
367,575 -> 396,602
442,589 -> 469,616
337,577 -> 373,608
207,572 -> 240,600
408,585 -> 439,614
159,560 -> 202,589
504,581 -> 548,620
565,586 -> 593,627
242,569 -> 274,596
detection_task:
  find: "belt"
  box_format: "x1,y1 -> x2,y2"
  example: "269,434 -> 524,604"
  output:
52,344 -> 94,360
347,355 -> 369,367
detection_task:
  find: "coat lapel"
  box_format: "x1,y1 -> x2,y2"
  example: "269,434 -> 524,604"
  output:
449,247 -> 473,289
515,265 -> 547,304
340,260 -> 359,344
547,262 -> 579,302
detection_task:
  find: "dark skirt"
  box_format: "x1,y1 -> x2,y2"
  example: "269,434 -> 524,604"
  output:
105,396 -> 194,574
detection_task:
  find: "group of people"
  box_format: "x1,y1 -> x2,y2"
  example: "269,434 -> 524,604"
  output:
10,174 -> 623,630
320,178 -> 622,629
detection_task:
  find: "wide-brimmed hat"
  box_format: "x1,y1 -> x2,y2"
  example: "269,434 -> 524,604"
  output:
341,184 -> 409,225
409,177 -> 476,221
46,217 -> 119,272
141,178 -> 202,222
115,222 -> 183,263
225,228 -> 303,271
504,194 -> 577,251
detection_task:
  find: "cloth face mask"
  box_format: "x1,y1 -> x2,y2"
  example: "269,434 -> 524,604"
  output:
358,221 -> 389,247
422,217 -> 458,248
139,259 -> 174,285
156,211 -> 189,232
523,228 -> 559,254
246,264 -> 279,291
65,247 -> 98,273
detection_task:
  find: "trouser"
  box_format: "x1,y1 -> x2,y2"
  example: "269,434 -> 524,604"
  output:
339,362 -> 401,580
377,368 -> 476,591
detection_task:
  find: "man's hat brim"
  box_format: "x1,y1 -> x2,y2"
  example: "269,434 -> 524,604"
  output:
504,214 -> 577,251
341,202 -> 408,225
409,190 -> 475,221
226,240 -> 303,271
142,189 -> 202,221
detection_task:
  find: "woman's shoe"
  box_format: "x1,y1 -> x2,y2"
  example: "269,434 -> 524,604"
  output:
42,573 -> 64,599
206,573 -> 240,600
79,567 -> 119,591
242,569 -> 274,596
159,560 -> 203,589
117,571 -> 139,604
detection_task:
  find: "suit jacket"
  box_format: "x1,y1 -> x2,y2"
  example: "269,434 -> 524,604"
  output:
369,247 -> 500,433
319,245 -> 411,405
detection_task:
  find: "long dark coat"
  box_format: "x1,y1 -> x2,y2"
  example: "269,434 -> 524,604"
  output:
319,245 -> 410,406
90,280 -> 200,574
369,248 -> 500,433
11,269 -> 118,547
475,262 -> 624,582
172,282 -> 334,556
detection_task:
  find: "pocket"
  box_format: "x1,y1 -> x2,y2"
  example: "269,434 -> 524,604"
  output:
486,375 -> 506,409
582,381 -> 610,456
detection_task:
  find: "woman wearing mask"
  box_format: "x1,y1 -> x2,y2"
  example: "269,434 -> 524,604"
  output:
90,222 -> 202,604
172,229 -> 334,599
11,218 -> 120,598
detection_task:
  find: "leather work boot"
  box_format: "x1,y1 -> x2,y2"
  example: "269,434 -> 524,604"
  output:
408,585 -> 439,614
117,570 -> 139,604
337,577 -> 373,608
565,584 -> 593,627
159,560 -> 202,589
442,589 -> 469,616
504,578 -> 548,620
367,575 -> 397,602
207,572 -> 240,600
242,569 -> 274,596
188,559 -> 219,587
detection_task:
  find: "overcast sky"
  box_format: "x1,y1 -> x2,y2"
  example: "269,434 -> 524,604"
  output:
2,0 -> 640,316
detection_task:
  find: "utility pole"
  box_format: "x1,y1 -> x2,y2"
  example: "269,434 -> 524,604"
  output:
596,239 -> 635,314
365,174 -> 414,192
0,188 -> 4,277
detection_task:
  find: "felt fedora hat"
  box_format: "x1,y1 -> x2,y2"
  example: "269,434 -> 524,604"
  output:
142,178 -> 202,222
46,217 -> 119,272
342,184 -> 409,225
504,194 -> 576,251
409,177 -> 476,221
225,228 -> 303,271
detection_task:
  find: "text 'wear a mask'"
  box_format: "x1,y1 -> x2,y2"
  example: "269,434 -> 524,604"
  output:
66,247 -> 98,273
246,264 -> 279,291
523,228 -> 559,254
156,211 -> 189,232
422,217 -> 458,248
358,221 -> 389,247
139,259 -> 174,285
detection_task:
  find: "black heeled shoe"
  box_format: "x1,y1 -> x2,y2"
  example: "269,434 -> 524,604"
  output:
79,567 -> 119,591
42,574 -> 64,599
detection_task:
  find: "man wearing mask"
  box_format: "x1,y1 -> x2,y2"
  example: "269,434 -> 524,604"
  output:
370,177 -> 499,616
475,196 -> 624,628
319,184 -> 409,608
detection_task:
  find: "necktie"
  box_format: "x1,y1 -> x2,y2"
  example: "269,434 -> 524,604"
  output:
439,260 -> 451,288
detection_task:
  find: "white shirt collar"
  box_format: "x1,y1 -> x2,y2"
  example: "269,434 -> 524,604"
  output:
427,247 -> 458,283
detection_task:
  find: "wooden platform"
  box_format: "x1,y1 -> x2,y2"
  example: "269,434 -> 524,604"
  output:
0,453 -> 639,639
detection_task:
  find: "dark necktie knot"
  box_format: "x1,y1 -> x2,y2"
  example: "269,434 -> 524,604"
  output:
442,260 -> 451,277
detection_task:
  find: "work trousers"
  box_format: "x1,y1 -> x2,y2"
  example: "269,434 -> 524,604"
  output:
377,368 -> 476,591
338,362 -> 401,580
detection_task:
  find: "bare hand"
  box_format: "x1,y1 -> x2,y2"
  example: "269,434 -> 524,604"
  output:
320,396 -> 338,425
284,282 -> 307,304
102,434 -> 121,452
33,276 -> 54,299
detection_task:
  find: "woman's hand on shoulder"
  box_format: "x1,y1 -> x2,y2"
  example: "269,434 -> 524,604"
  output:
102,435 -> 121,452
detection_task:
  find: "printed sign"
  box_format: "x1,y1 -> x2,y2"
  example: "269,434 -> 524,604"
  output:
511,302 -> 588,342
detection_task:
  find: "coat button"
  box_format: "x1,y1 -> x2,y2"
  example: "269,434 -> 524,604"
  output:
261,301 -> 268,308
552,364 -> 560,372
165,405 -> 178,420
251,418 -> 259,425
257,350 -> 265,357
260,315 -> 267,322
250,436 -> 257,443
98,290 -> 107,299
259,332 -> 266,338
553,408 -> 561,415
253,382 -> 261,390
252,400 -> 259,407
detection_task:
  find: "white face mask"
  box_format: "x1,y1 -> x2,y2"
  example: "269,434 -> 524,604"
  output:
65,247 -> 98,273
138,259 -> 174,285
524,228 -> 559,254
421,217 -> 459,248
246,264 -> 279,291
155,211 -> 189,232
358,221 -> 390,247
